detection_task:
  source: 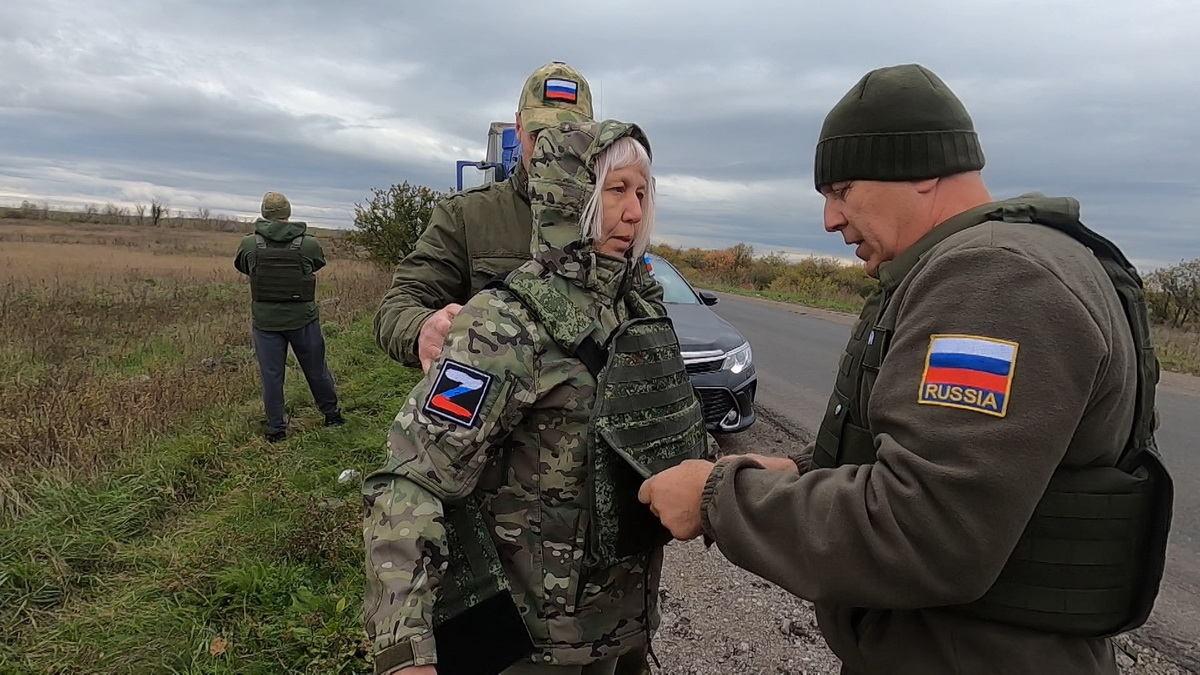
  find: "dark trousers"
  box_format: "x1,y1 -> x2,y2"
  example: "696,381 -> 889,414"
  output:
252,320 -> 340,434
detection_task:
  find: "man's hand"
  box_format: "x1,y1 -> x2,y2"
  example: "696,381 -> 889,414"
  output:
388,667 -> 435,675
719,453 -> 799,474
637,460 -> 714,540
417,304 -> 463,372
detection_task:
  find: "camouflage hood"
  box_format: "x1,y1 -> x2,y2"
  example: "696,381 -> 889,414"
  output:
526,120 -> 651,296
253,217 -> 308,242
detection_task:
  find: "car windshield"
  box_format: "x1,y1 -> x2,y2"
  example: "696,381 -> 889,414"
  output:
646,256 -> 699,305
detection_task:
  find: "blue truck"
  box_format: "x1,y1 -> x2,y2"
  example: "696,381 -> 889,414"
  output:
456,122 -> 521,191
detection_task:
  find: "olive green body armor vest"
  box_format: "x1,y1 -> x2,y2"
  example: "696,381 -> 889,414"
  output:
431,269 -> 707,675
812,199 -> 1173,637
249,234 -> 315,303
504,270 -> 708,567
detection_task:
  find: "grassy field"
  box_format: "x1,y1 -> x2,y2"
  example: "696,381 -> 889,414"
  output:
0,218 -> 411,673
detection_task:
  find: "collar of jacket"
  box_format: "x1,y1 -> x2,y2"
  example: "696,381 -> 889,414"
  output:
591,251 -> 636,299
877,194 -> 1083,290
510,161 -> 530,202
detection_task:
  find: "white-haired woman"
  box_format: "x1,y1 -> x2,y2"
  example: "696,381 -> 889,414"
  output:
364,120 -> 710,675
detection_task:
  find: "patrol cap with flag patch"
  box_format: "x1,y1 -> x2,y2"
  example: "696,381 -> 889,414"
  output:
424,360 -> 494,428
518,61 -> 593,132
918,334 -> 1019,417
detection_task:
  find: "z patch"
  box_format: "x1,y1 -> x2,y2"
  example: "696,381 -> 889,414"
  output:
424,360 -> 494,428
543,77 -> 578,104
918,334 -> 1019,418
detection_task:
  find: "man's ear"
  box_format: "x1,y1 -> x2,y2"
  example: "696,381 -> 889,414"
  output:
912,177 -> 939,195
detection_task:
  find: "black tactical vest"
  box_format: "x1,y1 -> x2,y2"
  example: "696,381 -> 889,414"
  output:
249,234 -> 315,303
812,198 -> 1173,637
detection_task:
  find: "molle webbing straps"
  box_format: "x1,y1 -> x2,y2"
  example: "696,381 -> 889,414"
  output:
500,271 -> 706,569
249,235 -> 315,303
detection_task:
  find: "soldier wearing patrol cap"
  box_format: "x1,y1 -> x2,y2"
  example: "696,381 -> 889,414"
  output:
373,61 -> 662,374
639,64 -> 1172,674
235,191 -> 344,441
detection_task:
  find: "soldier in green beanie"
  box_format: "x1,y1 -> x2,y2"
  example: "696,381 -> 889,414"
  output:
640,64 -> 1171,674
235,191 -> 345,442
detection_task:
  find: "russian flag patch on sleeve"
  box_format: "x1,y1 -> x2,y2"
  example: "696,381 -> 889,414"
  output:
424,360 -> 493,428
543,78 -> 578,103
918,334 -> 1019,417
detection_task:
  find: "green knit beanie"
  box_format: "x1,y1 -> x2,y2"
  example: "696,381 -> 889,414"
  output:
814,64 -> 985,190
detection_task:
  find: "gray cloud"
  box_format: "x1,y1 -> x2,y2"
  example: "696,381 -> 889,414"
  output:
1,0 -> 1197,269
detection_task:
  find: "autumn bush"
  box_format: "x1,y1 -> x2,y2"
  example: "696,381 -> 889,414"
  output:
650,242 -> 872,313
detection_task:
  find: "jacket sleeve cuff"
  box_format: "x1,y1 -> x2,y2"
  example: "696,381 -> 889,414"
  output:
699,459 -> 726,541
701,456 -> 769,542
400,308 -> 437,368
790,442 -> 816,475
374,632 -> 437,674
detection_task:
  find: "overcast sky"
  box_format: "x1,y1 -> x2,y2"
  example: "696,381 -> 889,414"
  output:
1,0 -> 1197,268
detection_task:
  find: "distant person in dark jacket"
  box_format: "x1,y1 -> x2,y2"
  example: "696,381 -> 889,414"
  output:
234,191 -> 343,442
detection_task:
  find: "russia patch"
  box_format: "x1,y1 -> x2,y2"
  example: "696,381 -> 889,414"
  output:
918,334 -> 1019,418
543,78 -> 578,103
424,360 -> 493,428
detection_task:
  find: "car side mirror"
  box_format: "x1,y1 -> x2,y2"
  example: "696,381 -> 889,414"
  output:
698,291 -> 719,306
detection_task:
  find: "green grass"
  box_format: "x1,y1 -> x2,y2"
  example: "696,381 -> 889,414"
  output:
0,318 -> 419,674
104,335 -> 185,375
700,282 -> 865,314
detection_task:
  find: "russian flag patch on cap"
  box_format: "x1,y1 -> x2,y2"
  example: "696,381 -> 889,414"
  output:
918,334 -> 1019,417
544,78 -> 578,104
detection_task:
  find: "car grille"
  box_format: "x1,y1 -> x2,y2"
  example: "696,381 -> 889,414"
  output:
695,388 -> 736,425
685,359 -> 723,375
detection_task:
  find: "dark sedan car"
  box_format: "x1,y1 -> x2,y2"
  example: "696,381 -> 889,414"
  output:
645,254 -> 756,433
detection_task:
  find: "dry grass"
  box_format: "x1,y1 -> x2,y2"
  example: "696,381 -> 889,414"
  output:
1153,323 -> 1200,377
0,218 -> 386,510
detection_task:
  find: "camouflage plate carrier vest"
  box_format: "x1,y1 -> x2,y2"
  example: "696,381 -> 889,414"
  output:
812,198 -> 1173,637
249,234 -> 315,303
430,268 -> 707,675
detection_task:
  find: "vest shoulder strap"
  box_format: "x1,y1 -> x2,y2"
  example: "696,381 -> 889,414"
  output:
988,205 -> 1159,466
492,271 -> 606,376
288,235 -> 304,251
254,233 -> 266,249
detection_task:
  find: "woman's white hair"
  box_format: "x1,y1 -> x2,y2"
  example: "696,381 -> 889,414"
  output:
578,136 -> 655,257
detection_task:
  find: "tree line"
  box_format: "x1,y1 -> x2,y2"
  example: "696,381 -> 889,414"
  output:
346,181 -> 1200,333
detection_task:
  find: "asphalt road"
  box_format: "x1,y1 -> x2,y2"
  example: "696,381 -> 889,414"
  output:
709,291 -> 1200,670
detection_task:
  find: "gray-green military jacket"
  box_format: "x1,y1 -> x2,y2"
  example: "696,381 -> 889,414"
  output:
701,199 -> 1135,674
364,122 -> 686,672
373,168 -> 532,366
373,164 -> 662,367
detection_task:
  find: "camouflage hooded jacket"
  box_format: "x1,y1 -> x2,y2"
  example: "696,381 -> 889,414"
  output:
363,121 -> 687,671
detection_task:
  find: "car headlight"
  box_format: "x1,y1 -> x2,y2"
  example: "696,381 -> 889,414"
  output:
722,342 -> 752,374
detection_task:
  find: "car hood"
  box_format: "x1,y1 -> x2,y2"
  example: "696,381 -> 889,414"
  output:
663,302 -> 747,355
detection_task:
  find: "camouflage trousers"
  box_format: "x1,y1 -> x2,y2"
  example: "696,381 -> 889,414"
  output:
502,657 -> 619,675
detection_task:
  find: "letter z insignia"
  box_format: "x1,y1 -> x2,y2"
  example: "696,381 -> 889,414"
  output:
424,360 -> 494,428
